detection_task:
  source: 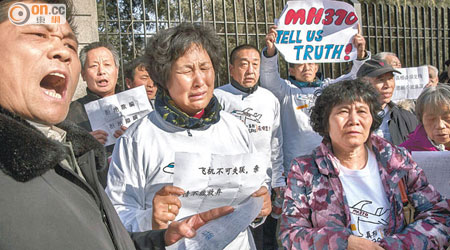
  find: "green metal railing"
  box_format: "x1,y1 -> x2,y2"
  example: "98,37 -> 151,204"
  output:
97,0 -> 450,89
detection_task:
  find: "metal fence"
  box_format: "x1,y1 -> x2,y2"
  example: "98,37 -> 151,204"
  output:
97,0 -> 450,89
361,3 -> 450,72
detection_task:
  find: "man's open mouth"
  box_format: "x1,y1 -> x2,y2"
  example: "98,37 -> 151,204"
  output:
40,72 -> 67,100
97,79 -> 109,86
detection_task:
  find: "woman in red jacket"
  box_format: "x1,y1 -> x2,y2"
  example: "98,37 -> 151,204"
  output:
400,84 -> 450,152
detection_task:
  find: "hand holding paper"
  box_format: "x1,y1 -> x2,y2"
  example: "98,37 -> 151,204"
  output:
113,125 -> 127,138
252,186 -> 272,218
90,129 -> 108,145
84,85 -> 152,146
152,185 -> 185,229
164,206 -> 235,246
168,197 -> 263,250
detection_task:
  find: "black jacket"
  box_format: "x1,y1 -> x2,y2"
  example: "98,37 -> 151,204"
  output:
66,88 -> 115,184
388,101 -> 419,145
0,107 -> 165,250
66,88 -> 102,131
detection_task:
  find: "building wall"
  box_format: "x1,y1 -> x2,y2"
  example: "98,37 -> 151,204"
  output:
72,0 -> 99,100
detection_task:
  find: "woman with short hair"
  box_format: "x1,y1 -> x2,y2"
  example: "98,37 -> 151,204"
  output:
280,79 -> 450,249
400,84 -> 450,151
106,23 -> 271,249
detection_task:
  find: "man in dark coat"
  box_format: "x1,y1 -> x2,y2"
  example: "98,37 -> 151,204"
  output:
0,0 -> 232,249
65,41 -> 126,158
358,59 -> 419,145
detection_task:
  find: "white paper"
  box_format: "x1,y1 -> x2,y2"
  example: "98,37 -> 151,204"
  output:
274,0 -> 359,63
167,197 -> 263,250
173,152 -> 268,220
392,66 -> 429,102
411,151 -> 450,198
84,85 -> 152,146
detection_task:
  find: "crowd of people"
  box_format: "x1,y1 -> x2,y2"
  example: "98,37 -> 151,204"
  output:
0,0 -> 449,249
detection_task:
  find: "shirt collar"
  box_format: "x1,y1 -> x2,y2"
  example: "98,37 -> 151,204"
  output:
230,78 -> 258,94
27,120 -> 67,142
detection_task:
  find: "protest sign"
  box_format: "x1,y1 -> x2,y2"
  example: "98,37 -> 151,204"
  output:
275,0 -> 359,63
392,66 -> 429,101
172,152 -> 269,221
84,85 -> 152,146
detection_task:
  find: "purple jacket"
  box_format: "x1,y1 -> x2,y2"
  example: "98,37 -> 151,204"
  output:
280,134 -> 450,249
400,124 -> 439,152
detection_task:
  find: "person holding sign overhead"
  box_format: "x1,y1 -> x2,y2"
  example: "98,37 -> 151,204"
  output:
261,24 -> 369,172
106,23 -> 271,250
280,79 -> 450,250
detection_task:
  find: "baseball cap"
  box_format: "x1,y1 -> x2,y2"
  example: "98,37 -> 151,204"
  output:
357,59 -> 401,78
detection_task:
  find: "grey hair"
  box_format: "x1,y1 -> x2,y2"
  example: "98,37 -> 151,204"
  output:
79,41 -> 120,70
143,22 -> 222,90
427,65 -> 439,78
373,52 -> 397,61
416,84 -> 450,123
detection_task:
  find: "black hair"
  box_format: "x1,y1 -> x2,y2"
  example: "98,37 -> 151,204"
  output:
310,79 -> 383,141
143,23 -> 222,90
124,57 -> 149,81
229,44 -> 260,65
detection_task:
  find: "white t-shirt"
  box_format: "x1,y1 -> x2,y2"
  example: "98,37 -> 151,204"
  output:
337,147 -> 390,242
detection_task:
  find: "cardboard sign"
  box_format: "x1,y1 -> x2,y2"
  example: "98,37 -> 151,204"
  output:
275,0 -> 359,63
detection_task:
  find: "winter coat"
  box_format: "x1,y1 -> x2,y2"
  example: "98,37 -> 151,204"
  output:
280,134 -> 450,250
0,106 -> 166,250
400,124 -> 439,152
66,87 -> 101,131
387,101 -> 419,145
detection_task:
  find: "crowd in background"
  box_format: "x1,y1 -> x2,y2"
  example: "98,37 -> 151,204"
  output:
0,0 -> 449,249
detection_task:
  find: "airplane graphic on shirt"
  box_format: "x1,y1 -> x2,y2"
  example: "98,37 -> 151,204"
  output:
349,200 -> 389,237
231,108 -> 262,124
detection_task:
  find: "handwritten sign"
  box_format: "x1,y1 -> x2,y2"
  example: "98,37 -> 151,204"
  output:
172,152 -> 269,221
275,0 -> 359,63
84,85 -> 152,146
392,66 -> 429,101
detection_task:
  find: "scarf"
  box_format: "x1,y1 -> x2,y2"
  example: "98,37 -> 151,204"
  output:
155,90 -> 221,129
288,76 -> 323,88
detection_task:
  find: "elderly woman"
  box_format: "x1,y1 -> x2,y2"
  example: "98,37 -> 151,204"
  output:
280,80 -> 450,249
105,23 -> 270,249
400,84 -> 450,151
